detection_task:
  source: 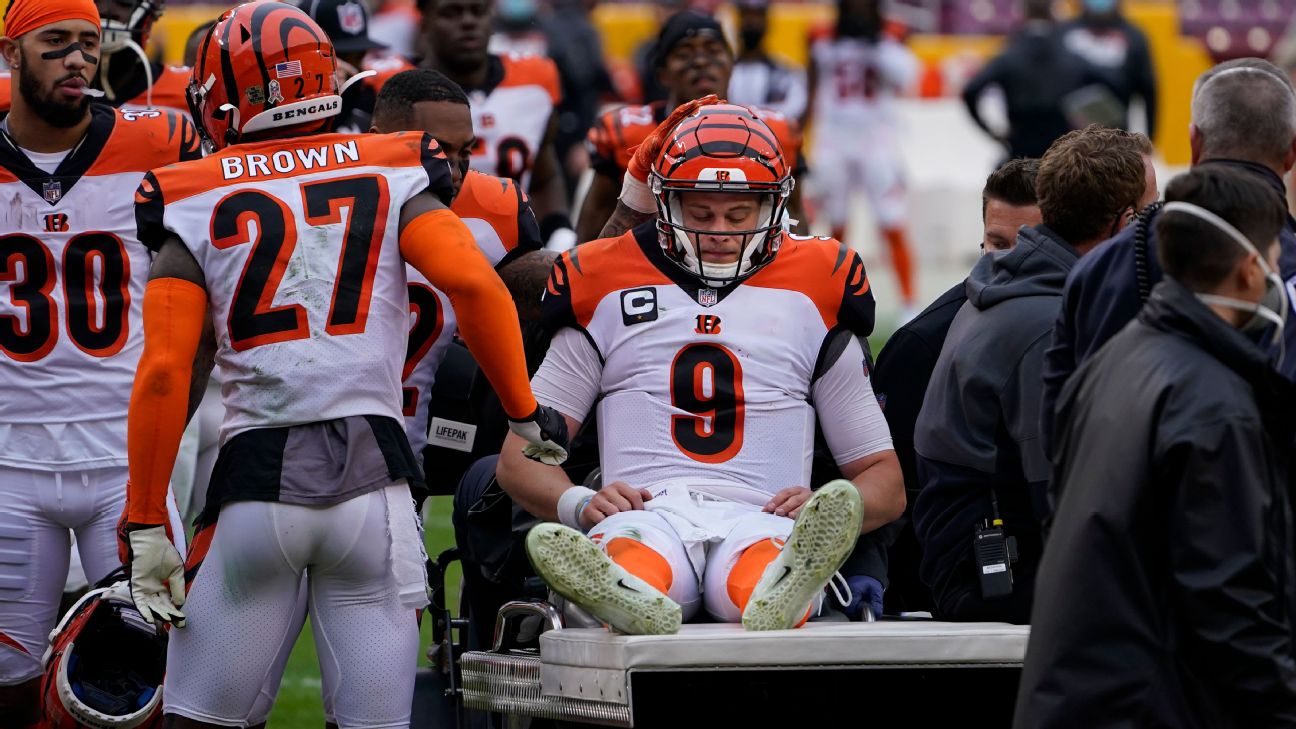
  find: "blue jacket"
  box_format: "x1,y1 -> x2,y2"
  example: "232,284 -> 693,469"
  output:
1042,159 -> 1296,455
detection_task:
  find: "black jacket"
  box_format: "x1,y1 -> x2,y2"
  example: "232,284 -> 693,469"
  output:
1042,159 -> 1296,455
871,280 -> 967,611
912,226 -> 1077,621
1058,17 -> 1157,134
1016,279 -> 1296,729
874,280 -> 968,497
962,22 -> 1109,159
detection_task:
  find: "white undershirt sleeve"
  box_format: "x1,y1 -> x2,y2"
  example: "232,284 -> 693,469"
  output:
813,335 -> 894,465
530,327 -> 603,424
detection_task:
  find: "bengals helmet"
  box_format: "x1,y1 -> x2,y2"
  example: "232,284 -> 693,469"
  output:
40,577 -> 166,729
99,0 -> 165,54
188,2 -> 348,151
649,103 -> 793,286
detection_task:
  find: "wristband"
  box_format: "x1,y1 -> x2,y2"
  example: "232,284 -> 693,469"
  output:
619,171 -> 656,215
557,485 -> 598,530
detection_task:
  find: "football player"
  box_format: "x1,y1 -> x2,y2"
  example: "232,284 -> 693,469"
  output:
370,68 -> 556,464
576,11 -> 803,245
499,104 -> 904,634
0,0 -> 198,724
0,0 -> 192,116
122,4 -> 566,726
804,0 -> 921,313
416,0 -> 573,248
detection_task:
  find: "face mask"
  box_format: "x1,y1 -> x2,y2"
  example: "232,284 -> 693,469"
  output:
1161,201 -> 1288,361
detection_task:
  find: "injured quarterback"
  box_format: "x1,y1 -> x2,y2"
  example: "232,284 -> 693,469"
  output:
496,102 -> 905,634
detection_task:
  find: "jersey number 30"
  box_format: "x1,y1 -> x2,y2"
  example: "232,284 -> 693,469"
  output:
213,175 -> 390,351
1,233 -> 130,362
670,343 -> 745,463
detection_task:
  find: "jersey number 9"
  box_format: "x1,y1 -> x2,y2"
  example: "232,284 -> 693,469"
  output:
669,342 -> 745,463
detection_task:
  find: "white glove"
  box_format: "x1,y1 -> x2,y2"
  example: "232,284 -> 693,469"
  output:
508,405 -> 570,466
127,526 -> 187,628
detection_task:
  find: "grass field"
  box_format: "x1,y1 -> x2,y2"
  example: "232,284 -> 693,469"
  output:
266,496 -> 461,727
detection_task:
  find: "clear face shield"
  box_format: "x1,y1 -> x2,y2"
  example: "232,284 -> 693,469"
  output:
652,167 -> 793,287
1162,201 -> 1290,363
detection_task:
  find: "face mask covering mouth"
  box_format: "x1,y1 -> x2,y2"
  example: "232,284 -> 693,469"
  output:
1162,201 -> 1289,365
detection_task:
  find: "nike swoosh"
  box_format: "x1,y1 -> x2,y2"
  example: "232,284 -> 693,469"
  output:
770,566 -> 792,588
616,578 -> 641,593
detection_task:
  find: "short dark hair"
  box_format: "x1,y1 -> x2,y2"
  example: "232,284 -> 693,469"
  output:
372,69 -> 470,130
1036,125 -> 1147,244
1156,166 -> 1286,291
982,157 -> 1039,219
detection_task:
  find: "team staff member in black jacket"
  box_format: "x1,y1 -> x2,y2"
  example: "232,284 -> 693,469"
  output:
871,158 -> 1040,612
1059,0 -> 1157,136
962,0 -> 1109,159
1043,58 -> 1296,454
911,126 -> 1148,624
1017,166 -> 1296,729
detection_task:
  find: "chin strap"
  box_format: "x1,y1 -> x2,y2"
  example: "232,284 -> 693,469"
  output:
99,39 -> 154,107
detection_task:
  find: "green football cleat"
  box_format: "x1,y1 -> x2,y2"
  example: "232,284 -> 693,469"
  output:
742,480 -> 863,631
526,523 -> 682,635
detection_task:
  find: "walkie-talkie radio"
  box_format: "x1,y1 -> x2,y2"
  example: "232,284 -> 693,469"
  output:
974,490 -> 1019,600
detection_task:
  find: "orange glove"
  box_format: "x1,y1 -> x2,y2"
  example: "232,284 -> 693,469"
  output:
625,94 -> 722,185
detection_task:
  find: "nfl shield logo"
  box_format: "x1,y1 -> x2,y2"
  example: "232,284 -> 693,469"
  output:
42,180 -> 61,204
267,79 -> 284,105
338,2 -> 366,34
697,288 -> 718,306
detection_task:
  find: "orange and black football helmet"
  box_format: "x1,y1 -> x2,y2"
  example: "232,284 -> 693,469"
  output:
40,575 -> 166,729
188,1 -> 351,151
649,102 -> 793,285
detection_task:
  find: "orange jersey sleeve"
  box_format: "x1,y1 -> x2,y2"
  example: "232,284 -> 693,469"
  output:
126,278 -> 208,525
400,209 -> 537,418
452,170 -> 543,265
500,53 -> 562,105
586,103 -> 663,177
125,65 -> 192,112
541,231 -> 671,334
745,234 -> 875,335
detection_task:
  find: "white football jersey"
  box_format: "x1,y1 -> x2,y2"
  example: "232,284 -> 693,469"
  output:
810,33 -> 918,130
401,170 -> 541,454
136,132 -> 456,443
535,227 -> 880,498
0,106 -> 201,470
467,53 -> 561,191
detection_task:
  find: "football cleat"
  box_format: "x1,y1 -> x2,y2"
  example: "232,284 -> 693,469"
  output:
526,523 -> 681,636
742,479 -> 862,631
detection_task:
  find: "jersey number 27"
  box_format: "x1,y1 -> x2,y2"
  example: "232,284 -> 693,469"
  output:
213,175 -> 390,351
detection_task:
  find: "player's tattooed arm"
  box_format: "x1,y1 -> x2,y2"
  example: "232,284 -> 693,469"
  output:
498,250 -> 558,321
598,200 -> 653,240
